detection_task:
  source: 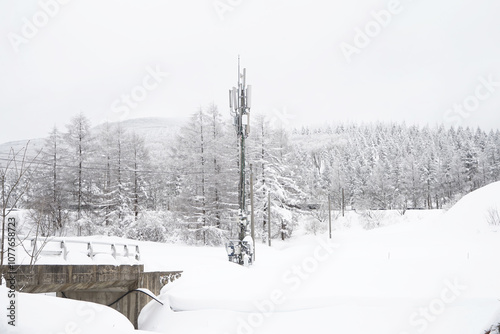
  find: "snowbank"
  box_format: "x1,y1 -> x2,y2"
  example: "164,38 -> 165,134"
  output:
5,182 -> 500,333
137,182 -> 500,333
138,230 -> 500,334
0,285 -> 138,334
443,181 -> 500,232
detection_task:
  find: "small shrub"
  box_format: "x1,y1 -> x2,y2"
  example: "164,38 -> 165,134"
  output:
125,211 -> 182,243
486,207 -> 500,226
72,214 -> 103,236
338,216 -> 351,229
360,210 -> 386,230
304,218 -> 327,235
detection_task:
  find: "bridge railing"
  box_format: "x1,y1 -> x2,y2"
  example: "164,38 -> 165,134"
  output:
27,238 -> 140,262
88,241 -> 140,261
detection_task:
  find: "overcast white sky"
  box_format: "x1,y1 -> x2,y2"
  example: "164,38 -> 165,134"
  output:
1,0 -> 500,144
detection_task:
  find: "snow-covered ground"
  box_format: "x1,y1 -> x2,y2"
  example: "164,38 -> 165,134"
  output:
3,182 -> 500,333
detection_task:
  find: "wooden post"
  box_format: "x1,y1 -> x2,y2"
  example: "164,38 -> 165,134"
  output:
328,194 -> 332,239
268,192 -> 271,247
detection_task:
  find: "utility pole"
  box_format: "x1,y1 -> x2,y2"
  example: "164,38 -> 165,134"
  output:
250,164 -> 255,261
226,57 -> 253,265
268,191 -> 271,247
230,57 -> 251,222
328,194 -> 332,239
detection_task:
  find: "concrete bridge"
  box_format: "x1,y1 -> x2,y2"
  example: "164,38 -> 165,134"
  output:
0,264 -> 181,328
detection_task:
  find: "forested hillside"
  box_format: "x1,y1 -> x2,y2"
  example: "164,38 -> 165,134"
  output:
291,123 -> 500,211
2,109 -> 499,245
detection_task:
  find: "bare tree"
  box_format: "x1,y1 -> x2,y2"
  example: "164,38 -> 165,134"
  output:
64,113 -> 92,235
129,132 -> 149,220
29,126 -> 69,235
0,142 -> 39,267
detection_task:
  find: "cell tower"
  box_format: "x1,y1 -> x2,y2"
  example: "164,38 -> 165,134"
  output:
225,57 -> 253,266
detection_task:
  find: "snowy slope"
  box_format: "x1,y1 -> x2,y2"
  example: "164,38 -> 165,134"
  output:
138,230 -> 500,334
443,181 -> 500,232
137,184 -> 500,334
3,183 -> 500,333
0,138 -> 44,162
0,284 -> 142,334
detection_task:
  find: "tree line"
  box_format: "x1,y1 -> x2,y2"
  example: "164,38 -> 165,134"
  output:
293,123 -> 500,211
1,109 -> 499,245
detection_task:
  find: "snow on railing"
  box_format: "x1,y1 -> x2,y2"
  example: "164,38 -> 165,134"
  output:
88,240 -> 140,261
27,238 -> 140,262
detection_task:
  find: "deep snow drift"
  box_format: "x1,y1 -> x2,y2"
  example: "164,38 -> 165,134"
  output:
0,284 -> 144,334
139,182 -> 500,334
2,182 -> 500,333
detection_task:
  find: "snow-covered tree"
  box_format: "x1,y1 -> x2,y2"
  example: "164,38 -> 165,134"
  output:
172,106 -> 237,245
64,112 -> 93,234
249,115 -> 303,241
0,142 -> 39,266
29,126 -> 69,235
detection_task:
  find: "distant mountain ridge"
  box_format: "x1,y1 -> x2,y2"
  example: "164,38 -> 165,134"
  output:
0,117 -> 187,158
93,116 -> 186,145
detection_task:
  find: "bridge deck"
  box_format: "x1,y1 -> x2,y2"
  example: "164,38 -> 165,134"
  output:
0,264 -> 182,328
1,264 -> 143,293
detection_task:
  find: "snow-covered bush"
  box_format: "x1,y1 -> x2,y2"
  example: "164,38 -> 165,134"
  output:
360,210 -> 386,230
73,214 -> 103,236
126,211 -> 182,243
127,219 -> 166,242
107,216 -> 133,238
304,205 -> 333,235
304,218 -> 327,235
272,206 -> 297,240
336,215 -> 351,230
306,204 -> 329,235
199,225 -> 228,246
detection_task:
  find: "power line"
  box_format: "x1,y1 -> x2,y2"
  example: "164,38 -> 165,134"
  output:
0,156 -> 240,177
